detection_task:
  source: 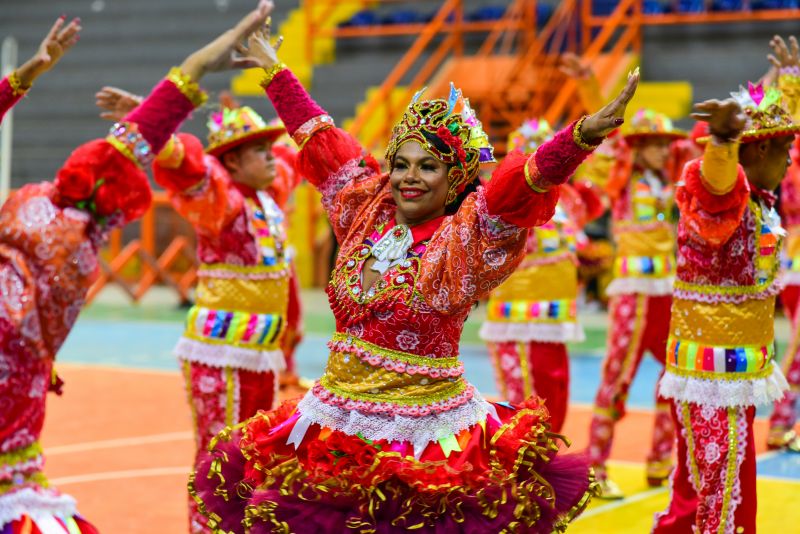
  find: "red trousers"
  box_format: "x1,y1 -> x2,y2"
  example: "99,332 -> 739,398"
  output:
653,402 -> 757,534
587,293 -> 675,476
183,362 -> 277,533
770,286 -> 800,434
487,341 -> 569,432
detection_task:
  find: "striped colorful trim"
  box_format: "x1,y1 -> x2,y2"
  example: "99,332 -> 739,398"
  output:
614,254 -> 674,277
487,298 -> 577,322
666,336 -> 773,374
185,306 -> 284,348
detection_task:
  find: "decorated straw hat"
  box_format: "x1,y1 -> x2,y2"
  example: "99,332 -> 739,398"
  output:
731,82 -> 800,143
386,83 -> 495,204
623,108 -> 687,142
507,118 -> 554,153
206,105 -> 286,157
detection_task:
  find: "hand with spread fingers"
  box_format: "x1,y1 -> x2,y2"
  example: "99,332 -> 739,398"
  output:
95,86 -> 143,121
579,68 -> 640,142
16,16 -> 82,88
768,34 -> 800,71
179,0 -> 274,81
690,99 -> 746,143
559,52 -> 593,80
238,17 -> 285,72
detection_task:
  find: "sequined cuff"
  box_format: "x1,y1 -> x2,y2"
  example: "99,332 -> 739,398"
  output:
260,62 -> 288,89
292,114 -> 335,149
7,71 -> 30,97
524,154 -> 548,193
572,116 -> 602,151
107,121 -> 154,168
166,67 -> 207,108
155,135 -> 185,169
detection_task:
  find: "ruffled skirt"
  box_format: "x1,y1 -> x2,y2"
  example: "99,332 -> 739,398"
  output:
191,397 -> 596,533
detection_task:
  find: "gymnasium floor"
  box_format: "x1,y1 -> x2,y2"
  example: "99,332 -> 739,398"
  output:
39,289 -> 800,533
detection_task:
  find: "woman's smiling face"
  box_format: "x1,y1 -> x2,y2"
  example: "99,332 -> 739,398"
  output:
390,140 -> 451,226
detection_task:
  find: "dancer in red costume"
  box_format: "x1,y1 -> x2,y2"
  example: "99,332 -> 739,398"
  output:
190,22 -> 640,533
767,36 -> 800,453
561,53 -> 687,498
0,4 -> 273,532
480,119 -> 604,433
652,65 -> 797,533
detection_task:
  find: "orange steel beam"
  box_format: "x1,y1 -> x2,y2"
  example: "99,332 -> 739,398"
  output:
347,0 -> 459,139
586,8 -> 800,27
326,20 -> 523,38
478,0 -> 525,56
364,32 -> 457,149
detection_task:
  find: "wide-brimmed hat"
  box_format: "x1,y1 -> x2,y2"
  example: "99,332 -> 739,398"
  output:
206,105 -> 286,157
623,108 -> 687,142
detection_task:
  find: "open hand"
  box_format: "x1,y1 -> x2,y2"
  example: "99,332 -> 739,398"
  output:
238,18 -> 284,71
179,0 -> 274,81
768,35 -> 800,71
690,99 -> 746,142
559,52 -> 592,80
16,16 -> 82,87
95,86 -> 143,121
580,68 -> 639,142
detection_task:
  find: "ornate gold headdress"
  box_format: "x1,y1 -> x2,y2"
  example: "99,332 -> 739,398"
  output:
385,83 -> 495,204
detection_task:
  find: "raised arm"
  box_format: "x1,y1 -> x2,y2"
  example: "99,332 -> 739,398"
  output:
0,16 -> 81,123
679,99 -> 749,247
244,24 -> 383,241
418,72 -> 639,313
560,52 -> 606,114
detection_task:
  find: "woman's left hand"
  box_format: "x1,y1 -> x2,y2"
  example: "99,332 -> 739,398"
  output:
579,68 -> 640,142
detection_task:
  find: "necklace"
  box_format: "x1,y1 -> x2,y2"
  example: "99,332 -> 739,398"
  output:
370,223 -> 413,274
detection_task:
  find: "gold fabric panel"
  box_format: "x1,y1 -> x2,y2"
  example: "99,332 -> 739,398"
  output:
615,225 -> 675,257
670,297 -> 775,347
322,351 -> 465,406
195,265 -> 288,315
491,260 -> 578,302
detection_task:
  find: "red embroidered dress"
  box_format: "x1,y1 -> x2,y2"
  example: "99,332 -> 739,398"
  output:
192,68 -> 600,533
0,71 -> 199,532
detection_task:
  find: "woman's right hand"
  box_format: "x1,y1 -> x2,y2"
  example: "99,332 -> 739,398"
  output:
95,86 -> 143,121
179,0 -> 274,82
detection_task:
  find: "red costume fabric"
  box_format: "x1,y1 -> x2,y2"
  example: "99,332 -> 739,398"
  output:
0,75 -> 25,124
190,68 -> 601,533
0,74 -> 196,532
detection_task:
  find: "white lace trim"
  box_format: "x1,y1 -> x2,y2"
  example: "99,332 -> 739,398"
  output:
606,276 -> 674,296
295,388 -> 492,457
174,337 -> 286,373
0,487 -> 77,526
658,363 -> 789,408
478,320 -> 585,343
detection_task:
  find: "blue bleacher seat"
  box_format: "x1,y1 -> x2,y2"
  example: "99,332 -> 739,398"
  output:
339,9 -> 378,28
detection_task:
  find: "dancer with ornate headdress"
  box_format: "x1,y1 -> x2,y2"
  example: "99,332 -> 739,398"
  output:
561,53 -> 687,498
0,4 -> 271,532
189,23 -> 640,533
479,119 -> 604,433
652,52 -> 798,532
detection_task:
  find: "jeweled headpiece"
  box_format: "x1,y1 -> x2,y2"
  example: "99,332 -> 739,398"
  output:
206,105 -> 285,157
623,108 -> 687,142
385,83 -> 495,204
730,82 -> 800,143
507,118 -> 554,153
